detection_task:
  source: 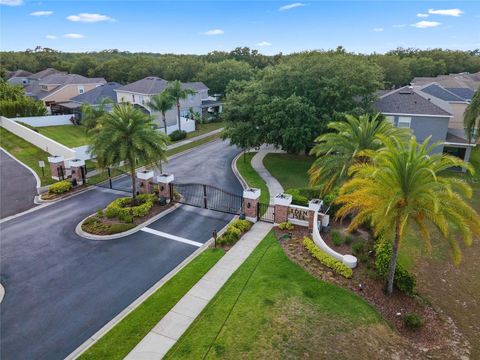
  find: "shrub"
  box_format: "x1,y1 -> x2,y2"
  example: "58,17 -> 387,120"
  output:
323,188 -> 340,216
331,230 -> 343,246
82,216 -> 135,235
345,235 -> 354,245
49,180 -> 72,194
231,219 -> 252,232
278,221 -> 294,231
404,313 -> 423,330
303,237 -> 353,278
105,194 -> 155,220
352,241 -> 365,255
285,187 -> 321,206
375,240 -> 416,295
169,130 -> 187,141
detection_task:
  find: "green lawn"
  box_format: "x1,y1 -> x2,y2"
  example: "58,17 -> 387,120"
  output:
165,232 -> 394,359
36,125 -> 89,148
263,153 -> 314,189
0,127 -> 55,185
184,121 -> 224,140
79,248 -> 225,360
235,152 -> 270,204
166,132 -> 223,157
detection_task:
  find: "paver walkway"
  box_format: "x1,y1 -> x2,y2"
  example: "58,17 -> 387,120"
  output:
125,221 -> 273,360
251,145 -> 285,204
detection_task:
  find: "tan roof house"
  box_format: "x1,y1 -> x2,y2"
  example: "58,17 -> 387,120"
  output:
25,73 -> 106,110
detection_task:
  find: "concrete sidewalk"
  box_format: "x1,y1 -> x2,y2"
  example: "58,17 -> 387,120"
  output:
125,221 -> 273,360
251,145 -> 285,204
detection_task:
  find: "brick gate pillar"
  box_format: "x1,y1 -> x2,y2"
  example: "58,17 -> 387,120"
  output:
243,188 -> 261,223
48,155 -> 66,181
137,170 -> 154,194
308,199 -> 323,231
157,173 -> 174,201
69,158 -> 86,186
274,193 -> 292,224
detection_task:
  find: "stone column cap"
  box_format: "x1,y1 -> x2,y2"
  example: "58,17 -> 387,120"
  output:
243,188 -> 261,200
156,173 -> 174,184
137,170 -> 154,180
48,155 -> 65,164
308,199 -> 323,211
68,158 -> 85,167
274,193 -> 292,206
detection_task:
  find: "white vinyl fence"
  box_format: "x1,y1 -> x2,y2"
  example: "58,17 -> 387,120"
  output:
159,117 -> 195,136
13,114 -> 73,127
0,116 -> 76,159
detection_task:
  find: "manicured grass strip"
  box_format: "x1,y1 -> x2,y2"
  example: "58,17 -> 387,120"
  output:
235,152 -> 270,204
184,122 -> 224,140
166,132 -> 223,157
79,248 -> 225,360
36,125 -> 89,148
165,232 -> 382,359
263,153 -> 314,189
0,127 -> 55,185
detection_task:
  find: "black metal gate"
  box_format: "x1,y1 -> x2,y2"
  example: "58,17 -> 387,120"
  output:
171,183 -> 243,215
93,166 -> 133,194
258,202 -> 275,223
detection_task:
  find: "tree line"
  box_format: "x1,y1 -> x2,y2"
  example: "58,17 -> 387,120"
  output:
1,46 -> 479,94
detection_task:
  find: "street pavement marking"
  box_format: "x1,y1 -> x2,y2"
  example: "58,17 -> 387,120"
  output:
141,227 -> 203,247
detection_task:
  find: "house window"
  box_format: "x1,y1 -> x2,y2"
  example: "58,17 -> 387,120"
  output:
139,95 -> 145,105
398,116 -> 411,128
78,86 -> 85,94
385,115 -> 394,124
180,109 -> 189,118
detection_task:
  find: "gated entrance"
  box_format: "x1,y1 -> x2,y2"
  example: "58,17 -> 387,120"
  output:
170,183 -> 244,215
258,202 -> 275,223
93,167 -> 133,194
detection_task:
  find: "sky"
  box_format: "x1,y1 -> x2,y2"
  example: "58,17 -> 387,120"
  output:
0,0 -> 479,54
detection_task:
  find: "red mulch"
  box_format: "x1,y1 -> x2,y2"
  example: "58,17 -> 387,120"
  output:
275,225 -> 469,358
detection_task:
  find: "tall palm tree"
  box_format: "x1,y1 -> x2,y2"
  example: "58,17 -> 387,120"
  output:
464,89 -> 480,143
80,97 -> 112,133
147,91 -> 175,134
89,103 -> 169,202
309,114 -> 411,196
335,136 -> 480,295
167,80 -> 196,132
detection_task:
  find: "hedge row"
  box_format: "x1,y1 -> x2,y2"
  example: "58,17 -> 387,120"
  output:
217,219 -> 252,246
49,180 -> 72,194
105,194 -> 156,220
303,236 -> 353,278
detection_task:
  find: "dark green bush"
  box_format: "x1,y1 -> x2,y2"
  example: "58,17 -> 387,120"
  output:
323,188 -> 340,216
344,235 -> 354,245
404,313 -> 423,330
375,240 -> 416,295
49,180 -> 72,194
285,187 -> 321,207
169,130 -> 187,141
331,230 -> 343,246
352,241 -> 365,255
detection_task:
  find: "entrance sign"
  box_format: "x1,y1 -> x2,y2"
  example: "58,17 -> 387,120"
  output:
288,204 -> 309,226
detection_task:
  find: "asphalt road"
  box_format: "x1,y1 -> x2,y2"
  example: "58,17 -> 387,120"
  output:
0,139 -> 242,360
0,149 -> 38,219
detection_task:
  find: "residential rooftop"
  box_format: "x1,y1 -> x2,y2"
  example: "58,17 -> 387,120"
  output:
70,82 -> 121,105
115,76 -> 208,95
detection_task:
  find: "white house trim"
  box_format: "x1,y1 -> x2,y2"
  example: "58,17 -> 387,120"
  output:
382,112 -> 452,119
444,141 -> 476,148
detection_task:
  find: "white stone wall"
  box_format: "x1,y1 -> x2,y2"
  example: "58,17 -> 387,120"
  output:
13,114 -> 73,127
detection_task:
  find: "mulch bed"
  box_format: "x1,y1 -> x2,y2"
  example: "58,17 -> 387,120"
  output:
275,225 -> 469,358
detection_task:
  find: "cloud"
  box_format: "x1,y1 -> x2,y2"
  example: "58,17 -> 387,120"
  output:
0,0 -> 23,5
46,35 -> 57,39
67,13 -> 115,23
373,27 -> 384,32
392,24 -> 407,28
279,2 -> 305,11
30,10 -> 53,16
411,21 -> 441,28
202,29 -> 224,36
428,8 -> 463,17
417,13 -> 429,18
63,33 -> 84,39
257,41 -> 272,47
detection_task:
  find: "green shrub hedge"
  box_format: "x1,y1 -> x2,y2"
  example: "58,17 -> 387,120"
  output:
285,187 -> 321,206
105,194 -> 156,220
169,130 -> 187,141
82,216 -> 136,235
278,221 -> 294,230
374,240 -> 416,295
49,180 -> 72,194
303,237 -> 353,278
217,219 -> 252,246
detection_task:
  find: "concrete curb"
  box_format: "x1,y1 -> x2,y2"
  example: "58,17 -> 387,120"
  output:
231,151 -> 248,191
0,283 -> 5,304
34,185 -> 94,205
75,203 -> 182,241
66,214 -> 237,360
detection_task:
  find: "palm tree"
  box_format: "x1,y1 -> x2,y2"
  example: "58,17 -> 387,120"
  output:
147,91 -> 175,134
464,89 -> 480,143
308,113 -> 410,196
167,80 -> 196,132
335,136 -> 480,295
89,103 -> 169,203
80,97 -> 112,133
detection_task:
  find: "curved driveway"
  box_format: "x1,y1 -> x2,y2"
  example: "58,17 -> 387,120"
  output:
0,149 -> 37,219
0,139 -> 242,360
